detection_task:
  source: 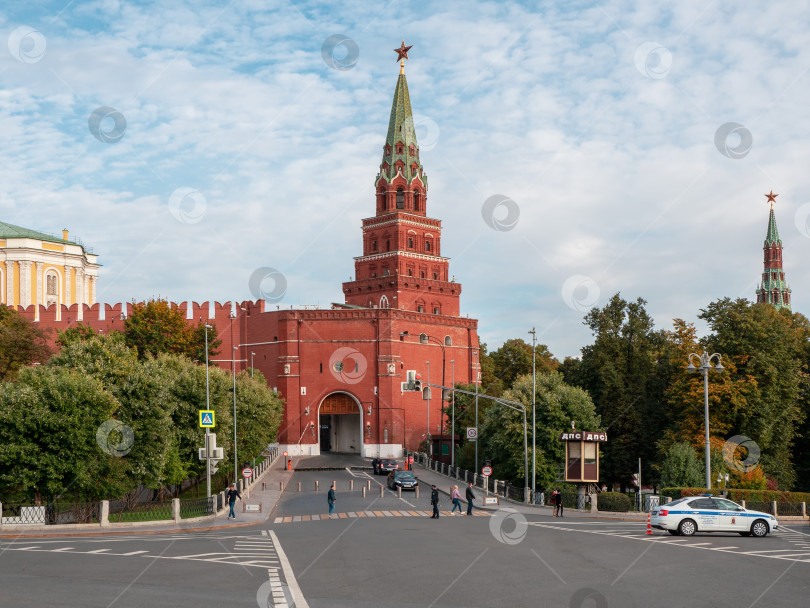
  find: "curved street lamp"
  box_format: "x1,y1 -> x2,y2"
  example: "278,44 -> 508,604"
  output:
686,351 -> 724,490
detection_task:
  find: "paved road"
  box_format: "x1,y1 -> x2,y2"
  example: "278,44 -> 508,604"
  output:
2,459 -> 809,607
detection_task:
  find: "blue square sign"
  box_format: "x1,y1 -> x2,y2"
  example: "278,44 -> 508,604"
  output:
199,410 -> 215,428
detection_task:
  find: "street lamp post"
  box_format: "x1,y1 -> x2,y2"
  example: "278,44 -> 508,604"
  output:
686,350 -> 724,490
426,360 -> 431,457
529,327 -> 536,501
451,359 -> 455,468
232,345 -> 238,485
474,346 -> 479,473
204,324 -> 213,498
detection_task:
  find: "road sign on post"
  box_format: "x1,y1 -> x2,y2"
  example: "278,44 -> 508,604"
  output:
199,410 -> 215,428
467,427 -> 477,441
242,467 -> 254,479
481,465 -> 492,477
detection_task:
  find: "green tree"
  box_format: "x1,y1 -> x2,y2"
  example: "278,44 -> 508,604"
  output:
124,299 -> 220,363
490,338 -> 558,391
699,298 -> 809,489
56,322 -> 99,349
0,306 -> 53,381
0,366 -> 129,503
570,294 -> 668,490
477,371 -> 601,488
660,442 -> 704,488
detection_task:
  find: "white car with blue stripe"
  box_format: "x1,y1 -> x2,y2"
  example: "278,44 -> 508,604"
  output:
650,495 -> 778,537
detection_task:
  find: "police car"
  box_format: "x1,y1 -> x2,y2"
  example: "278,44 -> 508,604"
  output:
650,495 -> 778,537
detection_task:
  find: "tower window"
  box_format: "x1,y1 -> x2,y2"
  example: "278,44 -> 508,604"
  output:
433,272 -> 438,280
417,305 -> 424,313
372,240 -> 377,251
420,271 -> 425,278
396,189 -> 404,209
425,241 -> 431,252
386,240 -> 390,251
433,307 -> 440,315
408,268 -> 413,276
414,192 -> 420,212
408,237 -> 413,248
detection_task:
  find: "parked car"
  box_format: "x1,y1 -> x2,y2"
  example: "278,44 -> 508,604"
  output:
650,495 -> 778,537
388,470 -> 418,490
378,459 -> 399,474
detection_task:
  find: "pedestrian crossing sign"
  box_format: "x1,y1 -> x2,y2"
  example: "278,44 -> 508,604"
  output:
199,410 -> 215,428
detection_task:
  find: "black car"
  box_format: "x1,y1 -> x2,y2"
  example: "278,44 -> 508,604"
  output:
378,459 -> 399,474
388,470 -> 418,490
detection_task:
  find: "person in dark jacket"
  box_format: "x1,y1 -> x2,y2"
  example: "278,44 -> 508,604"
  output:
430,485 -> 440,518
465,481 -> 476,516
328,483 -> 336,515
554,488 -> 563,517
226,484 -> 241,520
372,457 -> 380,475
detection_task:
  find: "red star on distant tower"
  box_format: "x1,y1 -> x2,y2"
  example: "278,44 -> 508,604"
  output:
394,40 -> 412,62
765,190 -> 778,206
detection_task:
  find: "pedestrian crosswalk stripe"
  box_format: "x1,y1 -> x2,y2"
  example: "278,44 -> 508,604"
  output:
268,509 -> 493,523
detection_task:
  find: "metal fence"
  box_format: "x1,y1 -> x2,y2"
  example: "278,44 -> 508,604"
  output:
745,501 -> 773,514
776,501 -> 804,516
179,496 -> 215,519
108,499 -> 172,522
1,502 -> 101,525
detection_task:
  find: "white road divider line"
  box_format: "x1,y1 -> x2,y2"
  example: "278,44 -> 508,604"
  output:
269,530 -> 310,608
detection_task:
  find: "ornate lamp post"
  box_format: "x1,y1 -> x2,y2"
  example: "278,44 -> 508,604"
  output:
528,327 -> 536,501
686,351 -> 724,490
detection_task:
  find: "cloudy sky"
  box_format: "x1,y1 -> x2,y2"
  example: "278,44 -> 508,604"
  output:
1,0 -> 809,359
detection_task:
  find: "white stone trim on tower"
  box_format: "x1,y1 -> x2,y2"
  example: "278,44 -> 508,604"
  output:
35,262 -> 43,321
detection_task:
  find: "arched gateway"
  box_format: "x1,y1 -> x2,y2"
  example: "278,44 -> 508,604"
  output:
318,392 -> 363,454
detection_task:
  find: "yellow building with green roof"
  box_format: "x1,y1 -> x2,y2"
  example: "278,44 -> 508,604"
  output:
0,222 -> 100,320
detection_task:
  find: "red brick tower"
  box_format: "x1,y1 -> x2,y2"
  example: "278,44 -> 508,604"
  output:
342,53 -> 461,316
755,190 -> 792,311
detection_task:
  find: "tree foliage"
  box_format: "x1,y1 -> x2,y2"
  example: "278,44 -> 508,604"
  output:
660,442 -> 704,488
123,299 -> 220,363
0,333 -> 283,503
0,306 -> 53,381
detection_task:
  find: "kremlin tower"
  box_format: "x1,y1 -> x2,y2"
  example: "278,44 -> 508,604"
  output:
755,191 -> 792,311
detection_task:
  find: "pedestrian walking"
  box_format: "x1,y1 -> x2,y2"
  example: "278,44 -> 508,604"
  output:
554,488 -> 563,517
328,483 -> 336,515
226,484 -> 241,520
465,481 -> 476,516
430,484 -> 440,518
451,485 -> 463,514
372,457 -> 380,475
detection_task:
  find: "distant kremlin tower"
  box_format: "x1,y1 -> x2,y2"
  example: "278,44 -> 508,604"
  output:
755,191 -> 792,311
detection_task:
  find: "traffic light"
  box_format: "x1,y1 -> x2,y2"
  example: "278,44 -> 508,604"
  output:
413,373 -> 422,391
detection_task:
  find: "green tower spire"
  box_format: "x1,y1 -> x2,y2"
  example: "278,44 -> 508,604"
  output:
756,191 -> 791,311
376,46 -> 426,189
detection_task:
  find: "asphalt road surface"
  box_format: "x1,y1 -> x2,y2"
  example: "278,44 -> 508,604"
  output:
2,465 -> 809,607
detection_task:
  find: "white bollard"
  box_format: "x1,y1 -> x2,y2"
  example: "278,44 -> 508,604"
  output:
380,485 -> 385,498
397,487 -> 402,498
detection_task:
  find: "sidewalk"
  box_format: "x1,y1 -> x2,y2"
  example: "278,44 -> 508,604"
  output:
0,456 -> 295,538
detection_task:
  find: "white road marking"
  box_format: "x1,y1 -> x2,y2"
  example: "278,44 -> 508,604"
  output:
122,550 -> 149,555
51,547 -> 74,552
269,530 -> 310,608
88,549 -> 111,553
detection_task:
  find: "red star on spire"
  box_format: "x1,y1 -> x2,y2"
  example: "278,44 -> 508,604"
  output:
765,190 -> 778,205
394,40 -> 412,62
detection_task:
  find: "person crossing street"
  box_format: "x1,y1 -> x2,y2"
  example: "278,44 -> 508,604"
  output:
465,481 -> 476,516
430,485 -> 440,518
226,484 -> 241,520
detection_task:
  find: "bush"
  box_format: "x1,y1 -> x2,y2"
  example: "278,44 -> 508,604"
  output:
597,492 -> 632,512
660,487 -> 810,504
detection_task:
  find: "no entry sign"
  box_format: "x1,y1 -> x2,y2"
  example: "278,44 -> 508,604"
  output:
242,467 -> 253,479
481,465 -> 492,477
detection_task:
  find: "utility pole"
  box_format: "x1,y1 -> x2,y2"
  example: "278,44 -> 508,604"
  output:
451,359 -> 455,468
474,346 -> 479,473
529,327 -> 536,501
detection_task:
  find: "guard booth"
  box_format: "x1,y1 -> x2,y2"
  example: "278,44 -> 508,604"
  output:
559,430 -> 607,508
